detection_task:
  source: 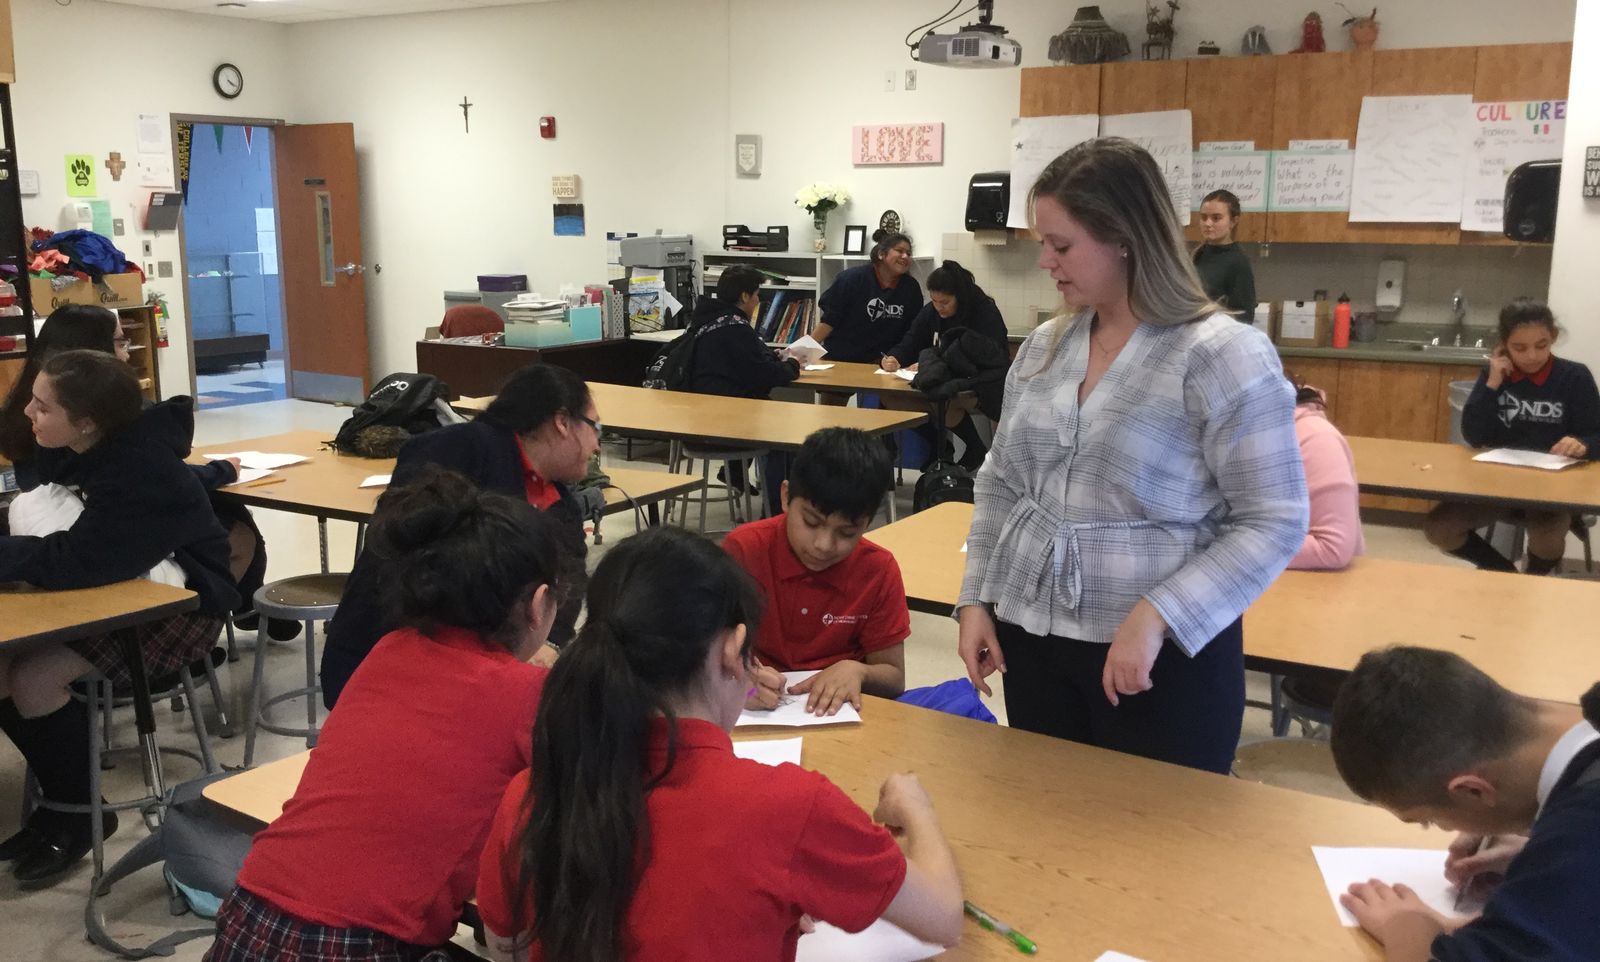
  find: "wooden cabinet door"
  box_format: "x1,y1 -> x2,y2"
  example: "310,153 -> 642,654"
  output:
1100,60 -> 1187,115
1463,43 -> 1574,247
1185,56 -> 1276,244
1433,363 -> 1487,443
1269,51 -> 1372,243
1338,360 -> 1442,511
1281,357 -> 1342,424
1342,47 -> 1478,247
1019,65 -> 1101,117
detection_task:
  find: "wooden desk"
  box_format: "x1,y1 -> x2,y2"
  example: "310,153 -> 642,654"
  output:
193,431 -> 702,523
455,382 -> 927,450
1350,435 -> 1600,513
1,580 -> 198,652
795,361 -> 920,396
203,698 -> 1440,960
870,503 -> 1600,705
416,337 -> 659,398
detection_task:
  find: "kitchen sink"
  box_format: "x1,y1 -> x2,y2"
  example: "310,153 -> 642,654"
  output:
1383,339 -> 1489,360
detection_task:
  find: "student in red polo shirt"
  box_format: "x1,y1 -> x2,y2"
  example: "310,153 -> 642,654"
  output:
723,427 -> 909,716
203,469 -> 571,962
475,526 -> 963,962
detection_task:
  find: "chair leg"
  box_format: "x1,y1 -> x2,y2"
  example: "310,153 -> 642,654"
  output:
304,621 -> 320,749
697,459 -> 711,535
1270,674 -> 1289,738
204,657 -> 233,739
225,619 -> 240,663
243,615 -> 271,768
87,679 -> 107,879
180,670 -> 218,775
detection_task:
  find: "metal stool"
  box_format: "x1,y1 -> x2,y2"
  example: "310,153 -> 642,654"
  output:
666,441 -> 768,534
243,573 -> 347,767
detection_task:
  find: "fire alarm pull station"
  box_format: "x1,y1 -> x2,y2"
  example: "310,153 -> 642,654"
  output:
540,116 -> 556,139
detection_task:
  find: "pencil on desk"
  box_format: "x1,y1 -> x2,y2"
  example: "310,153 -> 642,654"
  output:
245,477 -> 286,488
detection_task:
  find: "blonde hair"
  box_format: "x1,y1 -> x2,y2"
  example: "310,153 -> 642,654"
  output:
1026,137 -> 1220,374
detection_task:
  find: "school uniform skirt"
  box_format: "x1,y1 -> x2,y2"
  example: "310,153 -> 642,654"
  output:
205,887 -> 441,962
67,611 -> 222,688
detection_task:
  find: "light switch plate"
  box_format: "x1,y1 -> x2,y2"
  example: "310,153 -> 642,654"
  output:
112,218 -> 125,236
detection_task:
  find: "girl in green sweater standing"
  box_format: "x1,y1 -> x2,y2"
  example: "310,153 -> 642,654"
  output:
1192,189 -> 1257,322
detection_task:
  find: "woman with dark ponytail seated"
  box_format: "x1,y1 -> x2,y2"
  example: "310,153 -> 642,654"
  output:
204,469 -> 569,962
474,526 -> 964,961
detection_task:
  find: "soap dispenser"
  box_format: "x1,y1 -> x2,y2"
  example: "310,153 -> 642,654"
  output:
1376,259 -> 1406,315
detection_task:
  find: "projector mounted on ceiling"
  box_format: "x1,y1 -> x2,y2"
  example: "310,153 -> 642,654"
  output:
909,0 -> 1021,68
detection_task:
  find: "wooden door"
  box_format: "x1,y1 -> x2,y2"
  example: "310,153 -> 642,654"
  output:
1019,65 -> 1100,117
1185,56 -> 1275,244
1270,51 -> 1372,244
1463,42 -> 1574,247
1338,360 -> 1441,511
274,123 -> 370,404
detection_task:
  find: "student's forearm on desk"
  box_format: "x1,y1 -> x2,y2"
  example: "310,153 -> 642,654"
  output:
812,321 -> 833,343
1377,915 -> 1443,962
860,660 -> 905,698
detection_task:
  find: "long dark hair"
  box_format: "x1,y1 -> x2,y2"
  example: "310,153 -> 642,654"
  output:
926,259 -> 987,326
0,304 -> 119,461
372,466 -> 567,651
869,229 -> 913,268
516,526 -> 764,962
483,364 -> 592,436
36,349 -> 142,440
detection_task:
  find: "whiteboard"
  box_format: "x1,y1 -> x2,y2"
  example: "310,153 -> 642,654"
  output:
1270,151 -> 1354,212
1007,114 -> 1100,228
1192,151 -> 1270,212
1100,109 -> 1194,225
1350,95 -> 1472,223
1460,100 -> 1566,233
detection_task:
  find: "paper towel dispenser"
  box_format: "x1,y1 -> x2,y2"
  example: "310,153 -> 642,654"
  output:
965,171 -> 1010,231
1503,159 -> 1559,244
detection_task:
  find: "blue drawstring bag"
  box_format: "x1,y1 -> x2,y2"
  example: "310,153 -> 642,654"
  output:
897,678 -> 997,723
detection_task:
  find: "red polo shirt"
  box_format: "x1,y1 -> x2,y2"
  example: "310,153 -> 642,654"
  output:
515,438 -> 561,510
236,626 -> 545,946
722,515 -> 910,671
475,718 -> 907,961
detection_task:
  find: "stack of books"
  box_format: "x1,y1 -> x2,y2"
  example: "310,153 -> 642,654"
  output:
503,294 -> 567,325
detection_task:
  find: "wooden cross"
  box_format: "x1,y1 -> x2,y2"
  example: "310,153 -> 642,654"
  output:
460,96 -> 472,134
105,151 -> 126,182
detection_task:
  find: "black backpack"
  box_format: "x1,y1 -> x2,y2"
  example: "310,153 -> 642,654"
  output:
331,372 -> 454,458
913,460 -> 975,512
641,314 -> 741,391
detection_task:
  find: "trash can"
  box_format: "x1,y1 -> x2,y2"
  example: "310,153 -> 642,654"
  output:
1446,379 -> 1475,446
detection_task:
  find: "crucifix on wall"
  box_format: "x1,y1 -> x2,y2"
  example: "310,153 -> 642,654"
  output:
460,96 -> 473,134
104,151 -> 126,182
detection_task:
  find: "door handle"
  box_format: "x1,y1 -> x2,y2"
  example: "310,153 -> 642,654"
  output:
335,262 -> 365,276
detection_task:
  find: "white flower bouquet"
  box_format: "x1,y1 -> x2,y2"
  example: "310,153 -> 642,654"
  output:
795,183 -> 851,217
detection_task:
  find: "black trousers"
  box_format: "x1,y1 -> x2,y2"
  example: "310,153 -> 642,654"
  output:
996,617 -> 1245,775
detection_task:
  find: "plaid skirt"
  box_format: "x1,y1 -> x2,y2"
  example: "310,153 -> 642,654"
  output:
67,611 -> 222,689
204,887 -> 441,962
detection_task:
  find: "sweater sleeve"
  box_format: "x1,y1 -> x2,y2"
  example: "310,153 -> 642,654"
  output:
1288,419 -> 1362,570
189,458 -> 238,491
1459,371 -> 1509,448
888,304 -> 937,366
1562,362 -> 1600,459
727,325 -> 801,392
1227,254 -> 1257,321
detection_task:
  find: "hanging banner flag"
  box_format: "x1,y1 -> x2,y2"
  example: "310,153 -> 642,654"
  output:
243,126 -> 254,153
211,123 -> 226,153
175,122 -> 193,200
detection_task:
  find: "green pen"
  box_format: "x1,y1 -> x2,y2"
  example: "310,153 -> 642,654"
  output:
964,900 -> 1038,954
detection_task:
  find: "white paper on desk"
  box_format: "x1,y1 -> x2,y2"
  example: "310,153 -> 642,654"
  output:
795,920 -> 942,962
732,737 -> 802,767
1095,954 -> 1152,962
736,670 -> 862,728
359,474 -> 391,489
803,364 -> 834,372
787,336 -> 825,367
207,451 -> 310,471
1472,448 -> 1578,471
1311,846 -> 1480,927
873,367 -> 918,381
223,468 -> 273,486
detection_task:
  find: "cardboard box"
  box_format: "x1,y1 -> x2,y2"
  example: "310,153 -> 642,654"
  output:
1275,299 -> 1330,347
30,273 -> 143,312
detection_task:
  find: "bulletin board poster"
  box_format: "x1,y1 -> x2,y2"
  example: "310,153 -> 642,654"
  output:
65,154 -> 97,197
1461,100 -> 1566,233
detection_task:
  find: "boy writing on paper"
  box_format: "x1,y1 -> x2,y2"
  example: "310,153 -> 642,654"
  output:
1329,646 -> 1600,962
724,427 -> 908,717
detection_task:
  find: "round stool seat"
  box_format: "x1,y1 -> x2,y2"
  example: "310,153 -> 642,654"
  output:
1233,739 -> 1362,804
255,573 -> 348,617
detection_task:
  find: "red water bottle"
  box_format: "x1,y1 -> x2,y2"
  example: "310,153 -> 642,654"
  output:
1332,293 -> 1352,349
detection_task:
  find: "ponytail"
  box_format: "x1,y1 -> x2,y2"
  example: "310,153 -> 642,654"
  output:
1583,682 -> 1600,729
516,527 -> 763,962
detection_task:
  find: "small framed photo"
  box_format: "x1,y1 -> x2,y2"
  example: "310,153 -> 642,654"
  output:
842,224 -> 868,255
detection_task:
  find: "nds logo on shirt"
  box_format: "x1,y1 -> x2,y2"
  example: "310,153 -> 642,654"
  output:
820,613 -> 867,627
1498,391 -> 1564,427
865,298 -> 905,323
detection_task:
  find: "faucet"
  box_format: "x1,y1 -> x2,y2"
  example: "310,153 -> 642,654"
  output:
1450,289 -> 1468,347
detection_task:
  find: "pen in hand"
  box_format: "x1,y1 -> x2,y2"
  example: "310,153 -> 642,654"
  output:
1453,835 -> 1492,911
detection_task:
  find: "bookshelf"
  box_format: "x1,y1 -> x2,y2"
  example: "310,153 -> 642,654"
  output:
701,251 -> 936,345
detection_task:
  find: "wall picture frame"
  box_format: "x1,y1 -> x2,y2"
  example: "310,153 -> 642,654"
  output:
735,134 -> 762,177
842,224 -> 867,255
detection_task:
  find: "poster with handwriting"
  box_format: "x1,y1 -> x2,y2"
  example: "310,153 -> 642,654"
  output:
1100,109 -> 1194,224
1008,114 -> 1100,228
1192,152 -> 1270,212
1270,151 -> 1354,212
1350,95 -> 1472,223
1461,100 -> 1566,233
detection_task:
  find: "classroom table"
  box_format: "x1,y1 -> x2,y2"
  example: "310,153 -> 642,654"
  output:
869,502 -> 1600,705
203,697 -> 1444,961
1349,435 -> 1600,514
453,382 -> 927,450
192,431 -> 705,566
793,360 -> 921,396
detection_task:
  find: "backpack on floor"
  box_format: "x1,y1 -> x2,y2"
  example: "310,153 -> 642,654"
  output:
912,459 -> 975,513
86,769 -> 254,959
330,372 -> 457,458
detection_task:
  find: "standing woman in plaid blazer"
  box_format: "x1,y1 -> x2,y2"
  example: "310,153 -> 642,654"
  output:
955,139 -> 1309,774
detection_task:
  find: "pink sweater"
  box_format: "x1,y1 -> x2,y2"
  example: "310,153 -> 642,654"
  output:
1290,404 -> 1365,570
